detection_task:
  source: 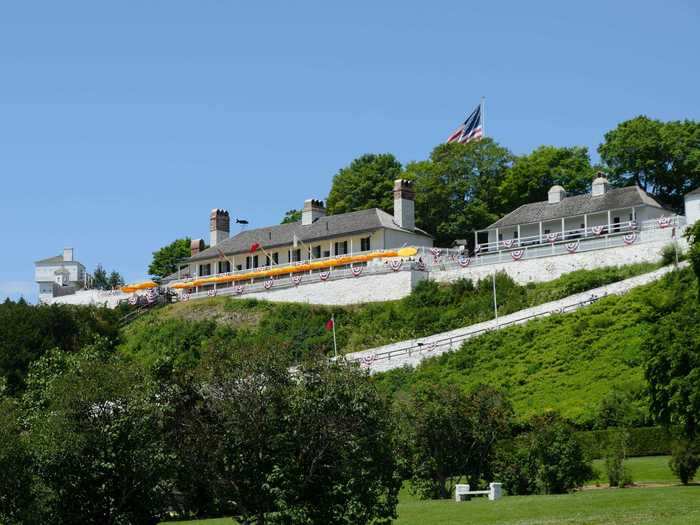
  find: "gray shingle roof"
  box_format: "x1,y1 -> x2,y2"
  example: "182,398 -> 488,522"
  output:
188,208 -> 431,262
34,255 -> 64,265
487,186 -> 665,229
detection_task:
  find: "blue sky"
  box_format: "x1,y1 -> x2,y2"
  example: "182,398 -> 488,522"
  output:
1,1 -> 698,302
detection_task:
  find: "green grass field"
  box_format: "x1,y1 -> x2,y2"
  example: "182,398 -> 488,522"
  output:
164,457 -> 699,525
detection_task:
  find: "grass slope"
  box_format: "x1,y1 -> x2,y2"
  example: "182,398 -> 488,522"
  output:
590,456 -> 677,486
373,267 -> 697,426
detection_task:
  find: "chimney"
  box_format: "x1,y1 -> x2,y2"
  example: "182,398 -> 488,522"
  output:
592,172 -> 609,197
190,238 -> 205,257
393,179 -> 415,230
302,199 -> 326,226
210,209 -> 230,247
63,247 -> 74,262
548,185 -> 566,204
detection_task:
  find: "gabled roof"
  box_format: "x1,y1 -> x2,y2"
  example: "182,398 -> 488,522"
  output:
188,208 -> 432,262
487,185 -> 666,229
34,255 -> 64,265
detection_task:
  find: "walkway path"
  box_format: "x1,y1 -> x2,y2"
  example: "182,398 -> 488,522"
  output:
345,263 -> 686,374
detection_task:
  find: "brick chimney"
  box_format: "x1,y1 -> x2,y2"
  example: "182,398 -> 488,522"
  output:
302,199 -> 326,226
393,179 -> 415,230
210,209 -> 230,247
190,238 -> 205,257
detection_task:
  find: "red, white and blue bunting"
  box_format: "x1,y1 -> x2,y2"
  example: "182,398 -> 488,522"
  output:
233,285 -> 244,295
360,354 -> 376,367
629,220 -> 638,230
511,249 -> 525,261
457,255 -> 471,268
591,225 -> 605,236
623,231 -> 637,245
502,239 -> 515,249
291,274 -> 303,286
146,289 -> 158,303
263,278 -> 274,290
424,341 -> 438,352
390,260 -> 402,272
657,216 -> 673,229
207,289 -> 217,297
319,270 -> 330,281
351,266 -> 363,277
415,260 -> 426,271
565,240 -> 580,253
474,244 -> 481,255
179,292 -> 190,302
429,247 -> 442,263
128,294 -> 138,305
546,232 -> 559,243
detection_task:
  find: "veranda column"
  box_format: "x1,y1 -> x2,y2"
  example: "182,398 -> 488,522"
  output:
583,214 -> 588,237
495,228 -> 500,250
561,218 -> 565,239
350,238 -> 353,255
607,210 -> 612,232
517,224 -> 521,244
538,222 -> 543,244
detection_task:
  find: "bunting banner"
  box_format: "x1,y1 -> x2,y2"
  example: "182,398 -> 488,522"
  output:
502,239 -> 515,249
146,289 -> 158,303
351,266 -> 363,277
128,295 -> 138,305
591,225 -> 605,236
360,354 -> 376,367
319,270 -> 330,281
179,292 -> 190,302
623,231 -> 637,245
416,260 -> 426,271
457,255 -> 471,268
291,274 -> 303,286
425,342 -> 438,352
657,216 -> 673,229
264,278 -> 274,289
474,244 -> 481,255
511,249 -> 525,261
430,247 -> 442,263
390,260 -> 402,272
565,240 -> 580,253
233,285 -> 244,295
207,289 -> 217,297
546,232 -> 559,243
629,220 -> 638,230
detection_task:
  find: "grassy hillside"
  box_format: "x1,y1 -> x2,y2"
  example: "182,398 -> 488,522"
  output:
121,262 -> 658,370
373,267 -> 697,426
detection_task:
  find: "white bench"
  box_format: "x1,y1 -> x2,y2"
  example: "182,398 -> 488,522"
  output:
454,483 -> 502,502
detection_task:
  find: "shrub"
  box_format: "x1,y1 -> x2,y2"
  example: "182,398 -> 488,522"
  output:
604,429 -> 632,487
576,426 -> 675,459
670,440 -> 700,485
661,242 -> 684,266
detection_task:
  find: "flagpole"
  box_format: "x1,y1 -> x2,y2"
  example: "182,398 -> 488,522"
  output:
331,314 -> 338,358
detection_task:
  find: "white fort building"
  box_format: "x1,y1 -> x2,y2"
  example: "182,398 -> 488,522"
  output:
177,179 -> 433,280
34,248 -> 87,302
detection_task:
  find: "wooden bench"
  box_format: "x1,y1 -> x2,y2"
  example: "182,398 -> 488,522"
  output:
454,483 -> 502,502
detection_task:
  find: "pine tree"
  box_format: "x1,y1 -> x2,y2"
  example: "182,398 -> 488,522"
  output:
92,264 -> 109,290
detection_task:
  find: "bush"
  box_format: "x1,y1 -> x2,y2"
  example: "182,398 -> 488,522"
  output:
604,430 -> 633,487
661,243 -> 684,266
576,426 -> 675,459
495,413 -> 594,495
670,440 -> 700,485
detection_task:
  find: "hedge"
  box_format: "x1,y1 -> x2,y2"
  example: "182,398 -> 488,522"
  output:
576,426 -> 677,459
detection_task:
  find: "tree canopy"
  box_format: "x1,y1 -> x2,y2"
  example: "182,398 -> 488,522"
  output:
281,209 -> 302,224
325,153 -> 402,216
598,116 -> 700,211
148,238 -> 192,279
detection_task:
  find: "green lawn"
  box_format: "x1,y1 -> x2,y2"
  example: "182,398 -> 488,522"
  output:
591,455 -> 677,485
166,475 -> 700,525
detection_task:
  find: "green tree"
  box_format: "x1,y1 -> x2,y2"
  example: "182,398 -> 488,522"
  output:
598,116 -> 700,211
25,348 -> 174,524
148,238 -> 191,279
92,264 -> 109,290
499,145 -> 595,211
686,221 -> 700,287
0,397 -> 38,524
405,139 -> 513,246
326,154 -> 402,215
107,271 -> 124,289
281,209 -> 302,224
669,439 -> 700,485
400,383 -> 512,499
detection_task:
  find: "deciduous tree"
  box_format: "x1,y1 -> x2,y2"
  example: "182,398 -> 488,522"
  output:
148,238 -> 192,279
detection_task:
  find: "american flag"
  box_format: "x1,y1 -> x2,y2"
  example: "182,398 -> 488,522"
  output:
446,103 -> 483,144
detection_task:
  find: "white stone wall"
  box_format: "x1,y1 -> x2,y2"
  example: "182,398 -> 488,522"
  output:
383,229 -> 433,249
226,269 -> 427,306
433,229 -> 683,286
347,263 -> 684,374
685,193 -> 700,226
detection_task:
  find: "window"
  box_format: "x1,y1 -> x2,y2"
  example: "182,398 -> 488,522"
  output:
218,261 -> 231,274
334,241 -> 348,255
245,257 -> 251,270
613,216 -> 620,232
253,255 -> 259,268
498,233 -> 503,241
289,249 -> 302,262
266,252 -> 279,266
544,229 -> 550,234
360,236 -> 371,251
513,231 -> 518,239
199,263 -> 211,276
323,250 -> 330,258
312,245 -> 321,258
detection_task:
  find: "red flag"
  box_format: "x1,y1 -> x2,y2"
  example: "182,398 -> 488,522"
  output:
325,318 -> 334,331
250,242 -> 260,253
